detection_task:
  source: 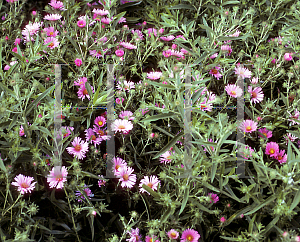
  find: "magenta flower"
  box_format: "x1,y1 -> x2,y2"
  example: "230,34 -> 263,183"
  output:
180,228 -> 201,242
92,8 -> 109,16
209,66 -> 222,80
119,111 -> 134,120
147,28 -> 157,37
84,128 -> 102,147
75,185 -> 94,202
126,228 -> 142,242
101,17 -> 112,24
239,119 -> 258,133
19,125 -> 25,137
115,49 -> 124,57
274,150 -> 287,164
208,193 -> 219,203
258,128 -> 272,139
74,58 -> 82,67
284,52 -> 293,61
265,142 -> 279,158
116,166 -> 136,189
225,84 -> 243,98
47,166 -> 68,189
11,174 -> 36,195
116,97 -> 124,104
167,229 -> 179,239
58,126 -> 74,139
160,35 -> 175,41
77,19 -> 86,28
49,0 -> 65,10
112,157 -> 127,175
66,137 -> 89,160
248,86 -> 264,104
77,84 -> 94,100
220,217 -> 226,223
145,235 -> 160,242
44,37 -> 59,49
221,45 -> 232,56
94,116 -> 106,127
43,26 -> 59,37
139,175 -> 160,195
74,77 -> 87,86
111,119 -> 133,134
234,66 -> 252,79
44,14 -> 62,21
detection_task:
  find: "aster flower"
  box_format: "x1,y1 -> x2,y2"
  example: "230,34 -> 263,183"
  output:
160,35 -> 175,41
119,111 -> 134,120
112,157 -> 127,175
139,175 -> 160,195
49,0 -> 65,10
111,119 -> 133,134
160,150 -> 174,164
92,8 -> 109,16
284,133 -> 298,145
101,17 -> 112,24
258,128 -> 272,139
265,142 -> 279,158
19,125 -> 25,137
44,37 -> 59,49
116,166 -> 136,188
92,125 -> 111,141
115,49 -> 124,57
239,145 -> 254,160
75,185 -> 94,202
117,80 -> 135,92
126,228 -> 142,242
145,235 -> 160,242
167,229 -> 179,239
288,109 -> 300,125
234,66 -> 252,79
225,84 -> 243,98
274,150 -> 287,164
77,19 -> 86,28
43,27 -> 59,37
180,228 -> 201,242
85,128 -> 102,147
118,17 -> 127,24
11,174 -> 36,195
131,29 -> 144,40
202,138 -> 217,153
47,166 -> 68,189
221,45 -> 232,56
210,52 -> 218,59
119,41 -> 137,50
77,84 -> 94,101
98,175 -> 106,187
284,52 -> 293,61
58,126 -> 74,139
89,49 -> 108,58
44,14 -> 62,21
208,193 -> 219,203
248,86 -> 264,104
74,77 -> 87,86
22,22 -> 43,42
74,58 -> 82,67
147,71 -> 162,80
66,137 -> 89,160
94,116 -> 106,127
147,28 -> 157,37
251,77 -> 259,84
239,119 -> 258,133
209,66 -> 223,80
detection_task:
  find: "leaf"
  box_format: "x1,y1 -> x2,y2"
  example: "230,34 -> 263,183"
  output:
141,184 -> 160,198
244,194 -> 277,215
191,108 -> 217,122
179,186 -> 189,215
261,215 -> 280,236
85,82 -> 93,101
111,11 -> 126,29
190,198 -> 215,214
0,156 -> 7,173
125,17 -> 141,23
81,171 -> 102,180
168,4 -> 195,10
146,80 -> 176,89
152,124 -> 174,138
161,206 -> 173,223
289,188 -> 300,213
222,0 -> 240,6
66,35 -> 81,55
142,112 -> 177,123
119,0 -> 142,8
211,163 -> 218,183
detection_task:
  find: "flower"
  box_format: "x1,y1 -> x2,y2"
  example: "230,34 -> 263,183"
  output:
111,119 -> 133,134
119,111 -> 134,120
44,37 -> 59,49
117,80 -> 135,92
22,22 -> 43,42
75,58 -> 82,67
98,175 -> 106,187
284,133 -> 298,145
220,217 -> 226,223
112,157 -> 127,175
19,125 -> 25,137
202,138 -> 217,153
248,86 -> 264,104
119,42 -> 137,50
101,17 -> 112,24
49,0 -> 65,10
258,128 -> 272,139
145,235 -> 160,242
288,109 -> 300,125
239,119 -> 258,133
147,28 -> 157,37
77,19 -> 86,28
274,150 -> 287,164
265,142 -> 279,158
126,228 -> 142,242
47,166 -> 68,189
234,66 -> 252,79
221,45 -> 232,56
160,150 -> 174,164
284,52 -> 293,61
180,228 -> 201,242
77,84 -> 94,100
139,175 -> 160,194
84,128 -> 102,147
251,77 -> 259,84
75,185 -> 94,202
44,14 -> 62,21
167,229 -> 179,239
115,49 -> 124,57
89,49 -> 108,58
94,116 -> 106,127
208,193 -> 219,203
118,17 -> 126,23
66,137 -> 89,160
11,174 -> 36,195
225,84 -> 243,98
74,77 -> 87,86
92,8 -> 109,16
58,126 -> 74,139
209,66 -> 222,80
160,35 -> 175,41
239,145 -> 254,160
147,71 -> 162,80
43,26 -> 59,37
116,97 -> 124,104
116,166 -> 136,188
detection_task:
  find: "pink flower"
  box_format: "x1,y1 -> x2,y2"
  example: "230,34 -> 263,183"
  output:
158,28 -> 164,34
147,28 -> 157,37
284,52 -> 293,61
159,150 -> 174,164
115,49 -> 124,57
145,235 -> 160,242
22,22 -> 43,42
74,77 -> 87,86
44,37 -> 59,49
112,157 -> 127,175
66,137 -> 89,160
210,53 -> 218,59
180,228 -> 200,242
47,166 -> 68,189
85,128 -> 102,147
251,77 -> 259,84
203,139 -> 217,153
119,42 -> 137,49
274,150 -> 287,164
111,119 -> 133,134
258,128 -> 272,139
11,174 -> 36,195
160,35 -> 175,41
101,17 -> 112,24
239,119 -> 258,133
43,26 -> 59,37
147,71 -> 162,80
225,84 -> 243,98
139,175 -> 160,195
118,17 -> 126,23
119,111 -> 134,120
265,142 -> 279,158
208,193 -> 219,203
98,175 -> 106,187
248,86 -> 264,104
32,10 -> 37,15
288,109 -> 300,125
271,58 -> 277,64
94,116 -> 106,127
89,49 -> 108,58
75,185 -> 94,202
116,97 -> 124,104
92,8 -> 109,16
14,38 -> 21,45
58,126 -> 74,139
234,66 -> 252,79
44,14 -> 62,21
19,125 -> 25,137
49,0 -> 65,10
116,166 -> 136,188
74,58 -> 82,67
220,217 -> 226,223
117,80 -> 135,92
239,145 -> 254,160
77,84 -> 94,100
77,19 -> 86,28
126,228 -> 142,242
284,133 -> 298,145
221,45 -> 232,56
167,229 -> 179,239
209,66 -> 222,80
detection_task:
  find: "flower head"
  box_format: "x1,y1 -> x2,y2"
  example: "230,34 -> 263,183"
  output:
139,175 -> 160,195
258,128 -> 272,139
284,52 -> 293,61
160,35 -> 175,41
77,19 -> 86,28
160,150 -> 174,164
119,111 -> 134,120
94,116 -> 106,127
119,41 -> 137,50
234,66 -> 252,79
49,0 -> 65,10
147,71 -> 162,80
47,166 -> 68,189
112,157 -> 127,175
44,37 -> 59,49
248,86 -> 264,104
265,142 -> 279,158
225,84 -> 243,98
208,193 -> 219,203
85,128 -> 102,147
116,166 -> 136,188
77,84 -> 94,100
239,119 -> 258,133
126,228 -> 142,242
74,77 -> 88,86
75,185 -> 94,202
66,137 -> 89,160
180,228 -> 201,242
43,26 -> 59,37
98,175 -> 106,187
274,150 -> 287,164
167,229 -> 179,239
11,174 -> 36,195
111,119 -> 133,134
209,66 -> 223,80
75,58 -> 82,67
44,14 -> 62,21
92,8 -> 109,16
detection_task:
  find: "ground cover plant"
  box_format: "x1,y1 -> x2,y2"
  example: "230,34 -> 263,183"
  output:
1,0 -> 300,241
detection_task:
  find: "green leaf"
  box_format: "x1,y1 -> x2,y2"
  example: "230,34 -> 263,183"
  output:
161,206 -> 173,223
85,81 -> 93,101
81,171 -> 102,180
211,163 -> 217,183
190,198 -> 215,214
289,188 -> 300,213
111,11 -> 126,29
0,156 -> 7,173
142,184 -> 160,198
142,112 -> 177,123
179,185 -> 189,215
168,4 -> 195,10
244,194 -> 277,215
31,125 -> 53,138
146,80 -> 176,89
119,0 -> 142,8
261,215 -> 280,236
222,0 -> 240,6
191,108 -> 217,122
0,82 -> 16,98
66,35 -> 81,55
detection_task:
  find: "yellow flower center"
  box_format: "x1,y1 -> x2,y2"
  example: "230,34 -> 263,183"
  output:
75,145 -> 81,151
118,125 -> 126,129
230,91 -> 236,95
49,31 -> 54,35
187,235 -> 193,241
246,126 -> 252,131
269,148 -> 275,154
21,182 -> 29,189
211,69 -> 218,74
98,121 -> 103,126
123,174 -> 129,181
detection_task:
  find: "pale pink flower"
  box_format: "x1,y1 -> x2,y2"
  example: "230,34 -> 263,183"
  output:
43,26 -> 59,37
251,77 -> 259,84
11,174 -> 36,195
234,66 -> 252,79
288,109 -> 300,125
117,80 -> 135,92
49,0 -> 65,10
118,17 -> 126,23
230,30 -> 241,37
116,166 -> 136,188
89,49 -> 108,58
126,228 -> 142,242
225,84 -> 243,98
132,29 -> 144,40
158,28 -> 164,34
112,157 -> 127,175
77,84 -> 94,100
160,35 -> 175,41
85,128 -> 102,147
139,175 -> 160,195
22,22 -> 43,42
147,71 -> 162,80
92,8 -> 109,16
210,53 -> 218,59
119,111 -> 134,120
160,150 -> 174,164
248,86 -> 264,104
47,166 -> 68,189
239,119 -> 258,133
101,17 -> 112,24
58,126 -> 74,139
66,137 -> 89,160
221,45 -> 232,56
284,133 -> 298,145
119,42 -> 137,50
111,119 -> 133,134
167,229 -> 179,239
209,66 -> 222,80
44,14 -> 62,21
44,37 -> 59,49
180,228 -> 200,242
74,77 -> 87,86
258,128 -> 272,139
274,150 -> 287,164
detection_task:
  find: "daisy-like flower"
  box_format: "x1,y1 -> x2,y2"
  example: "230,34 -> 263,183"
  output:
22,22 -> 43,42
92,125 -> 111,141
101,17 -> 112,24
258,128 -> 272,139
239,119 -> 258,133
11,174 -> 36,195
225,84 -> 243,98
147,71 -> 162,80
117,80 -> 135,92
126,228 -> 142,242
74,77 -> 87,86
248,86 -> 264,104
229,30 -> 241,37
160,35 -> 175,41
119,41 -> 137,50
209,66 -> 223,80
115,49 -> 124,57
208,193 -> 219,203
210,52 -> 218,59
132,29 -> 144,40
112,157 -> 127,175
274,150 -> 287,164
147,28 -> 157,37
85,128 -> 102,147
284,52 -> 293,61
77,84 -> 94,101
57,126 -> 74,139
44,14 -> 62,21
145,235 -> 160,242
44,37 -> 59,49
167,229 -> 179,239
234,66 -> 252,79
202,138 -> 217,153
111,119 -> 133,134
4,61 -> 18,71
288,109 -> 300,125
180,228 -> 201,242
118,17 -> 126,24
119,111 -> 135,120
89,49 -> 108,58
47,166 -> 68,189
160,150 -> 174,164
92,8 -> 109,16
139,175 -> 160,195
265,142 -> 279,158
251,77 -> 259,84
116,166 -> 136,188
66,137 -> 89,160
74,58 -> 82,67
239,145 -> 254,160
98,175 -> 106,187
162,49 -> 173,58
49,0 -> 65,10
94,116 -> 106,127
221,45 -> 232,56
284,133 -> 298,145
43,26 -> 59,37
19,125 -> 25,137
75,185 -> 94,202
77,19 -> 86,28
